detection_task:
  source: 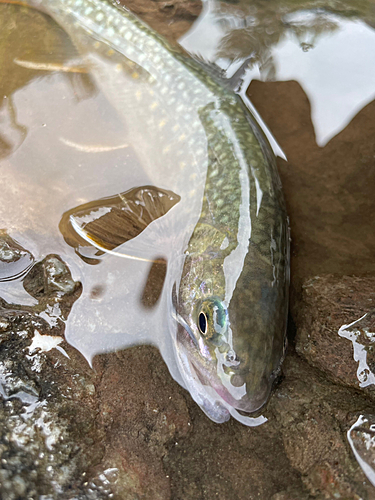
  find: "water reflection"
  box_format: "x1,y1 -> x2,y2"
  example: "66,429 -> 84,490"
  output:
0,0 -> 291,426
0,231 -> 34,282
338,314 -> 375,388
0,3 -> 96,158
180,0 -> 375,145
348,414 -> 375,487
0,0 -> 209,397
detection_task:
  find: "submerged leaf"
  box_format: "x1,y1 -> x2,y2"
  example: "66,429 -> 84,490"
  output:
59,185 -> 180,262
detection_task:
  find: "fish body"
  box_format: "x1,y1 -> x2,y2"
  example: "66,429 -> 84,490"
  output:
176,96 -> 289,422
26,0 -> 289,424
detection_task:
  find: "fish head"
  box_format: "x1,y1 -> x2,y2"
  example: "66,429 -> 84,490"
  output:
174,272 -> 287,423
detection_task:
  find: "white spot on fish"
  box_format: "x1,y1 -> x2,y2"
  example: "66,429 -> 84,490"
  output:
106,27 -> 115,38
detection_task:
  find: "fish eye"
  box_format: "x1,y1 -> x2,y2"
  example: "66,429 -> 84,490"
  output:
197,297 -> 228,343
198,311 -> 207,335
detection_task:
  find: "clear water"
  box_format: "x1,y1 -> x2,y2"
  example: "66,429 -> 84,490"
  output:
183,1 -> 375,140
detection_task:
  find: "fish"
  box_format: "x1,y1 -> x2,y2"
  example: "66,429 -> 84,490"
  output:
22,0 -> 290,425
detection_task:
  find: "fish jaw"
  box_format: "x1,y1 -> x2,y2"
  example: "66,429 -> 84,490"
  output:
175,324 -> 230,423
174,321 -> 272,421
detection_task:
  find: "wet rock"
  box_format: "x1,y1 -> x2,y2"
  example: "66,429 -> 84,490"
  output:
347,414 -> 375,488
248,80 -> 375,288
294,275 -> 375,399
21,255 -> 82,334
0,247 -> 193,500
24,254 -> 81,306
0,256 -> 103,500
92,346 -> 191,499
268,351 -> 375,500
163,347 -> 375,499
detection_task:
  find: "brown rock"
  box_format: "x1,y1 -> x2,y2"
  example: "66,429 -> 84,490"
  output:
269,351 -> 375,500
248,80 -> 375,289
347,413 -> 375,489
117,0 -> 202,44
294,275 -> 375,398
92,346 -> 191,499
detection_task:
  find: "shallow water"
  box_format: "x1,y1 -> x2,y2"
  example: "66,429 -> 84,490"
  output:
0,3 -> 205,383
1,0 -> 375,492
1,0 -> 293,427
181,1 -> 375,146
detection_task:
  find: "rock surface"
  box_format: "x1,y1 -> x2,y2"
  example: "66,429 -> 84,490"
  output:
295,275 -> 375,398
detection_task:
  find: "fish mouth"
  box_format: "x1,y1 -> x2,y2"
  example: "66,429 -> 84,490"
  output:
175,323 -> 270,419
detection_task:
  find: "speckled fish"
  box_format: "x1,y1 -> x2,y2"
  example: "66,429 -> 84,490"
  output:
26,0 -> 290,424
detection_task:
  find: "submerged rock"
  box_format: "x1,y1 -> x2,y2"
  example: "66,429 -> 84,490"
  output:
0,255 -> 103,500
0,252 -> 193,499
268,350 -> 374,500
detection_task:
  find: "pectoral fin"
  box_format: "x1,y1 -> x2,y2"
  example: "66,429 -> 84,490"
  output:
59,185 -> 180,263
